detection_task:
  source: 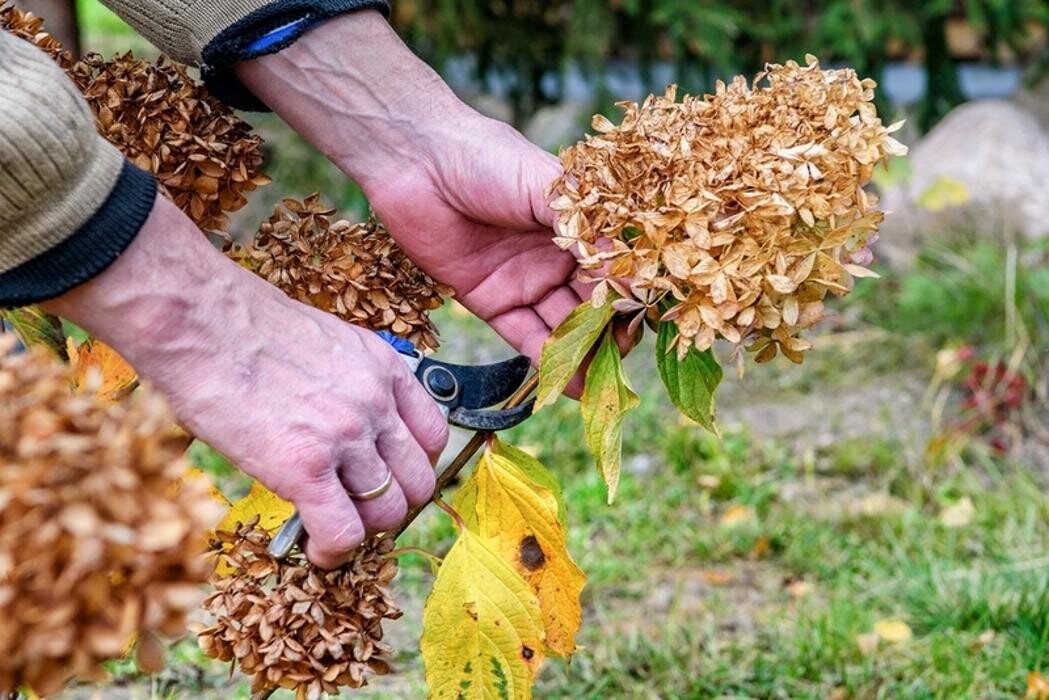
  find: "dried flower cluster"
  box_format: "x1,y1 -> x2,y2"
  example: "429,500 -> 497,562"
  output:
0,340 -> 221,696
0,4 -> 269,235
197,520 -> 400,699
551,55 -> 908,362
69,53 -> 270,233
0,3 -> 71,68
233,195 -> 452,350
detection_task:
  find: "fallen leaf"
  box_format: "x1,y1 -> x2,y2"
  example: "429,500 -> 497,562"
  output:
785,579 -> 812,598
700,569 -> 735,586
1028,671 -> 1049,699
697,474 -> 721,489
454,441 -> 586,657
939,496 -> 975,528
750,535 -> 770,558
873,618 -> 913,644
917,176 -> 970,212
855,632 -> 880,656
421,528 -> 545,699
720,504 -> 754,527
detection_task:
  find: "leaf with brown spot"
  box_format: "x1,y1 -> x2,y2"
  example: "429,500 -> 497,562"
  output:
421,528 -> 544,698
453,440 -> 586,657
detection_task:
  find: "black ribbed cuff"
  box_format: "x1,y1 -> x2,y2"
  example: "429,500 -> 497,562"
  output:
0,162 -> 157,308
201,0 -> 391,111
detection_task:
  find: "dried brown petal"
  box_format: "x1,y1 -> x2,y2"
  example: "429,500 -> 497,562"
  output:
0,339 -> 221,694
199,522 -> 401,696
551,56 -> 907,363
230,195 -> 453,350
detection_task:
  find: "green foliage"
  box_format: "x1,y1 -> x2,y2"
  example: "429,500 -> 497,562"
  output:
395,0 -> 1049,129
855,236 -> 1049,352
655,321 -> 722,434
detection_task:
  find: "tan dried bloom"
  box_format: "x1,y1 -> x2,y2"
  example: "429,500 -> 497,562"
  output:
233,195 -> 453,350
0,339 -> 222,696
0,3 -> 72,69
69,53 -> 270,234
551,55 -> 907,363
197,521 -> 400,699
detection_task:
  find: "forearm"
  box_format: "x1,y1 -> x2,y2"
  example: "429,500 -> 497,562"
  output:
233,11 -> 469,189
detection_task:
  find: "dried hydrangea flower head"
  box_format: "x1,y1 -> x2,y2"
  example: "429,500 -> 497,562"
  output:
69,53 -> 270,234
0,3 -> 71,69
234,195 -> 453,351
551,55 -> 907,363
197,521 -> 401,699
0,339 -> 222,696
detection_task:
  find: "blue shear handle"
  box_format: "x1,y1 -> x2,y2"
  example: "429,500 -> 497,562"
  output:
243,16 -> 322,55
376,330 -> 418,357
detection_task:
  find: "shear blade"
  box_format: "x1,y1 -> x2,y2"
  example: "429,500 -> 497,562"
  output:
418,355 -> 531,409
448,399 -> 535,431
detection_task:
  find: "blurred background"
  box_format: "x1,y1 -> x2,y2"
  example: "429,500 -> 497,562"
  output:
16,0 -> 1049,697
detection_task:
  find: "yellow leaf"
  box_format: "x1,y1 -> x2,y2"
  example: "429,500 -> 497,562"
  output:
1027,671 -> 1049,699
873,618 -> 913,644
421,528 -> 545,699
453,441 -> 585,657
216,480 -> 294,534
719,504 -> 754,527
581,330 -> 639,503
939,496 -> 975,528
67,337 -> 138,401
916,176 -> 970,212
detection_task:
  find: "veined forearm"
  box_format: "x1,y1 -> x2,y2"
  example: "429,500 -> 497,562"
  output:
234,11 -> 469,189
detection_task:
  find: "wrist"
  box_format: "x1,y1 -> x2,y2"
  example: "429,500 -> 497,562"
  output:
41,196 -> 267,383
234,10 -> 472,189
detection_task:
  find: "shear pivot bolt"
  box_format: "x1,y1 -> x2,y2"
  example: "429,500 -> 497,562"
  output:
425,366 -> 458,401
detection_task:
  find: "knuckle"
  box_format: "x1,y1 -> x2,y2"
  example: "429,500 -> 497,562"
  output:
417,408 -> 450,454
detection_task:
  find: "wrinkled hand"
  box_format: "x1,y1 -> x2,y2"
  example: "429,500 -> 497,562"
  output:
364,114 -> 590,364
45,196 -> 448,568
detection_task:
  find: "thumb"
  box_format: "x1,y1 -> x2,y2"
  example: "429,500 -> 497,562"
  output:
526,149 -> 563,230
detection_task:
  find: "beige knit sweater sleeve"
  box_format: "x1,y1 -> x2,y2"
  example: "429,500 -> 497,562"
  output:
0,31 -> 124,274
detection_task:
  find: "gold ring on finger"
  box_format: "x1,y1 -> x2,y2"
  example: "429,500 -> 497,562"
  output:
348,469 -> 394,501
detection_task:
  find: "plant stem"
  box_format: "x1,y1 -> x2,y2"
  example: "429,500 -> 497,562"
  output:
395,371 -> 539,536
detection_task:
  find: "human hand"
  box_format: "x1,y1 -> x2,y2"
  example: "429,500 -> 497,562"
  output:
44,196 -> 448,568
236,13 -> 599,381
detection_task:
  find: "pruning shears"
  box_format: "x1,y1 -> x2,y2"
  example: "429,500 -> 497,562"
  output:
266,331 -> 536,559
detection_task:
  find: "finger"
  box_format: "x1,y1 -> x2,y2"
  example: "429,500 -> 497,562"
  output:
295,469 -> 365,569
337,441 -> 409,534
487,306 -> 552,364
533,285 -> 584,330
391,367 -> 449,461
377,420 -> 437,508
526,149 -> 563,229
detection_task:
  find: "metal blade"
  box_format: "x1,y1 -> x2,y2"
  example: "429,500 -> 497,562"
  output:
447,399 -> 535,431
417,355 -> 531,409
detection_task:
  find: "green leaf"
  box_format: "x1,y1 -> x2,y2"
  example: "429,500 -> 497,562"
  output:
1,306 -> 68,361
655,321 -> 722,434
580,330 -> 639,504
536,300 -> 615,409
490,439 -> 568,525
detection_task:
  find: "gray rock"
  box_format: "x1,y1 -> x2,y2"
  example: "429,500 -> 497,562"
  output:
878,100 -> 1049,268
523,101 -> 591,152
